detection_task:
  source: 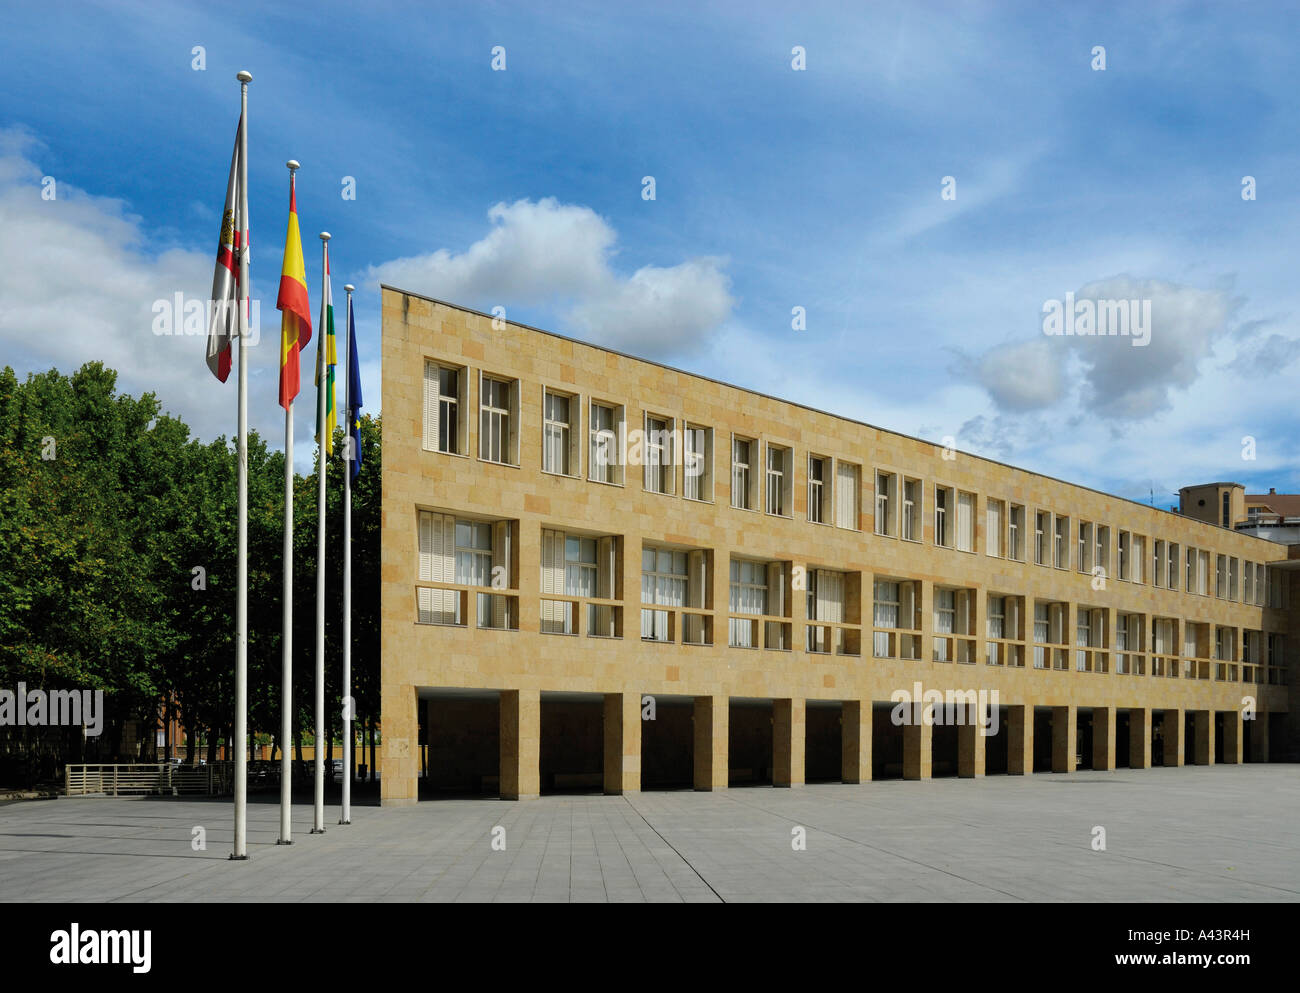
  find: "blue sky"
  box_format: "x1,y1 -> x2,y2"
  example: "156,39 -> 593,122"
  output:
2,0 -> 1298,502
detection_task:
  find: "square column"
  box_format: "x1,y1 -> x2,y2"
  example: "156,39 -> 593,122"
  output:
1220,710 -> 1242,764
1192,710 -> 1214,765
773,698 -> 805,787
842,700 -> 871,783
603,692 -> 641,794
693,695 -> 728,790
500,689 -> 540,800
1051,705 -> 1076,773
958,704 -> 985,778
903,703 -> 932,780
1008,705 -> 1033,775
1091,707 -> 1116,771
1129,708 -> 1151,769
380,682 -> 418,805
1248,710 -> 1269,762
1161,709 -> 1183,766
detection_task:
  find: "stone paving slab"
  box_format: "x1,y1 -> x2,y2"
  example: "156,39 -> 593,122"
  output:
0,766 -> 1296,902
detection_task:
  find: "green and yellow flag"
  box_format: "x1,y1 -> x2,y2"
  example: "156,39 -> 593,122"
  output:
315,248 -> 337,455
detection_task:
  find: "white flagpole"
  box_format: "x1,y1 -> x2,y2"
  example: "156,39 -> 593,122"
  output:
231,68 -> 252,861
279,159 -> 300,847
341,284 -> 355,826
312,231 -> 330,835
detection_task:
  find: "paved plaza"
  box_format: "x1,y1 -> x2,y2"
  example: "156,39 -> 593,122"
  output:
1,766 -> 1297,902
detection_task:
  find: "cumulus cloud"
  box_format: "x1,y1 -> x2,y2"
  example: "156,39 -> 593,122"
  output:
964,338 -> 1065,412
368,197 -> 734,356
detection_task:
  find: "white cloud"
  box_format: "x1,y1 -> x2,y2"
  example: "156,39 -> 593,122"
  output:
368,197 -> 734,355
965,338 -> 1065,412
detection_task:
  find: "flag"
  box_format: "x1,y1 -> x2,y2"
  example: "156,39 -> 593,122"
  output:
276,175 -> 312,408
315,252 -> 337,455
205,118 -> 242,382
346,292 -> 363,479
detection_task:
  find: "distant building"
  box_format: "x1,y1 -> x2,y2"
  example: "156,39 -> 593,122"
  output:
1179,483 -> 1300,547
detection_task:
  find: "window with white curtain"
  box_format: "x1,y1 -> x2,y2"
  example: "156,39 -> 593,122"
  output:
589,401 -> 623,485
933,588 -> 955,661
835,462 -> 859,530
1198,550 -> 1209,595
1033,602 -> 1050,667
806,569 -> 846,653
1153,618 -> 1173,656
684,424 -> 712,501
986,499 -> 1005,557
1131,535 -> 1144,584
418,513 -> 510,627
728,558 -> 768,647
642,546 -> 688,642
873,580 -> 901,657
956,491 -> 975,552
542,390 -> 575,476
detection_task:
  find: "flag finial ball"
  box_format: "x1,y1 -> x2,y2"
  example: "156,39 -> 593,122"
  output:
236,70 -> 252,83
344,284 -> 355,293
320,232 -> 331,242
287,160 -> 300,172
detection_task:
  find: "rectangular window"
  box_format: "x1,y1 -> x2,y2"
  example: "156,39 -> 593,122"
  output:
1077,521 -> 1092,573
874,471 -> 896,536
872,580 -> 912,657
542,389 -> 578,476
835,462 -> 860,530
1230,557 -> 1239,601
588,400 -> 624,485
1008,504 -> 1025,561
1033,603 -> 1050,668
642,546 -> 688,642
1095,525 -> 1110,579
1243,562 -> 1254,604
1034,511 -> 1048,565
807,455 -> 829,524
1153,539 -> 1165,589
1198,550 -> 1209,595
935,487 -> 954,548
418,513 -> 512,628
684,424 -> 713,502
728,558 -> 769,648
902,478 -> 921,541
541,529 -> 608,635
1131,535 -> 1144,584
1116,613 -> 1129,652
765,444 -> 792,516
1167,542 -> 1179,591
422,361 -> 466,455
643,413 -> 675,495
1118,531 -> 1131,581
986,499 -> 1005,558
1215,554 -> 1227,598
479,374 -> 518,465
1053,515 -> 1068,568
806,569 -> 847,653
957,492 -> 975,552
731,436 -> 755,510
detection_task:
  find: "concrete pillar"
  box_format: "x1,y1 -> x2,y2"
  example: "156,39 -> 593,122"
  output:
903,703 -> 932,780
500,689 -> 540,800
1008,704 -> 1032,775
1129,708 -> 1151,769
842,700 -> 871,783
773,698 -> 805,787
1192,710 -> 1214,766
958,703 -> 986,778
693,695 -> 728,790
603,692 -> 641,794
1220,710 -> 1242,765
380,682 -> 418,805
1162,709 -> 1183,767
1248,710 -> 1269,762
1092,707 -> 1115,771
1051,705 -> 1076,773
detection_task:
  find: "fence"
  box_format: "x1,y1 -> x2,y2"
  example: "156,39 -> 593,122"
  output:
64,760 -> 346,796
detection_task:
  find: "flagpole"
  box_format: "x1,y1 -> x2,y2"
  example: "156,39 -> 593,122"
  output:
231,68 -> 252,862
312,231 -> 330,835
341,284 -> 355,826
278,159 -> 301,847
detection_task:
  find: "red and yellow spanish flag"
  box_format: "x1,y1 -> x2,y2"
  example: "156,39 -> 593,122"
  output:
276,176 -> 312,409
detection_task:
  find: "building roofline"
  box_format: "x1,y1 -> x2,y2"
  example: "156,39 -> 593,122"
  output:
381,284 -> 1281,551
1180,482 -> 1246,491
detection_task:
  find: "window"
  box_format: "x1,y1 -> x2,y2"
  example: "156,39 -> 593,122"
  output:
1053,515 -> 1068,568
806,569 -> 847,653
874,471 -> 896,536
1153,539 -> 1165,589
1167,542 -> 1179,591
808,455 -> 830,524
1215,554 -> 1227,598
418,513 -> 513,628
684,424 -> 713,502
835,462 -> 860,530
1033,603 -> 1050,668
1095,525 -> 1110,578
1077,521 -> 1092,573
1183,624 -> 1198,660
1131,535 -> 1144,584
935,487 -> 954,548
902,478 -> 921,541
1229,558 -> 1239,601
642,547 -> 689,642
541,530 -> 615,635
479,374 -> 518,465
1118,531 -> 1131,581
957,491 -> 975,552
872,580 -> 914,658
422,361 -> 467,455
1185,546 -> 1195,593
1198,550 -> 1209,595
765,444 -> 792,516
986,499 -> 1005,557
1222,491 -> 1231,528
1008,504 -> 1025,561
1034,511 -> 1048,565
1244,562 -> 1254,604
986,596 -> 1005,664
589,400 -> 624,485
1116,613 -> 1129,652
1153,618 -> 1173,657
731,436 -> 756,510
643,414 -> 675,495
542,389 -> 579,476
728,558 -> 770,648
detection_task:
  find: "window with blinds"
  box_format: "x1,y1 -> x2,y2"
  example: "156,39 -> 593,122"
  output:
418,513 -> 512,627
986,499 -> 1004,557
422,361 -> 466,455
956,491 -> 975,552
1008,504 -> 1024,560
902,478 -> 921,541
542,389 -> 579,476
835,462 -> 859,530
1131,535 -> 1144,584
589,401 -> 624,485
728,557 -> 769,647
806,569 -> 846,653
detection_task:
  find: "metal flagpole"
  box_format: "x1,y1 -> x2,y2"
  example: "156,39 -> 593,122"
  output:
231,68 -> 252,861
340,284 -> 355,826
312,231 -> 330,835
279,160 -> 300,847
